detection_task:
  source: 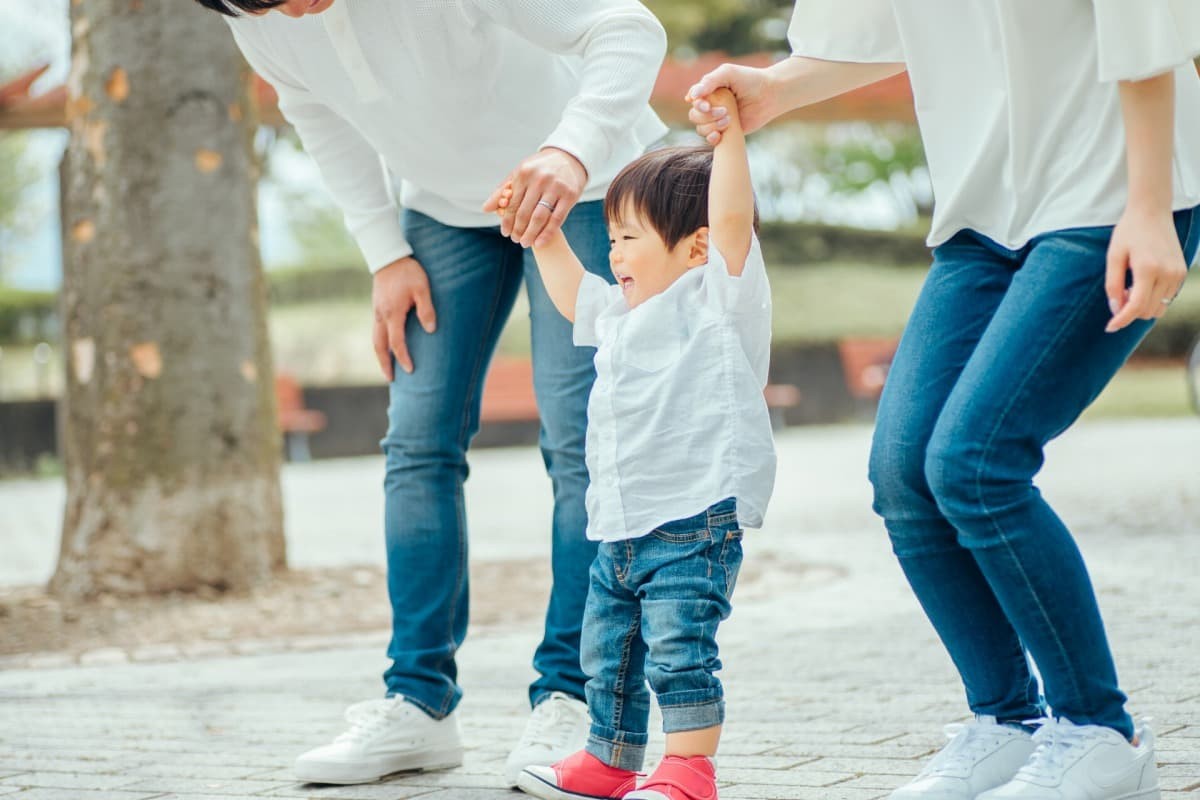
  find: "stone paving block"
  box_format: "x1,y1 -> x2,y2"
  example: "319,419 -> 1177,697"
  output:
116,777 -> 297,795
262,782 -> 438,798
789,756 -> 919,776
721,783 -> 888,800
2,790 -> 164,800
400,791 -> 517,800
0,771 -> 144,790
119,762 -> 281,781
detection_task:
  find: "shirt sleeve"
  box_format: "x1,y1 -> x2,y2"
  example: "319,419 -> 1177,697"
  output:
788,0 -> 906,63
702,235 -> 771,315
573,272 -> 620,348
229,22 -> 412,273
460,0 -> 667,179
1093,0 -> 1200,82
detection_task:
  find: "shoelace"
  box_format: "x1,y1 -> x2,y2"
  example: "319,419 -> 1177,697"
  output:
335,697 -> 407,745
920,720 -> 1021,779
1016,718 -> 1110,783
520,695 -> 579,747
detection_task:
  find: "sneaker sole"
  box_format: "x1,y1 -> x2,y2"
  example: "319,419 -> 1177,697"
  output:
515,769 -> 624,800
294,745 -> 463,785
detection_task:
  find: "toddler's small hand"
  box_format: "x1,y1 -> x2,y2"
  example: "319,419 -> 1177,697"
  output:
494,180 -> 514,218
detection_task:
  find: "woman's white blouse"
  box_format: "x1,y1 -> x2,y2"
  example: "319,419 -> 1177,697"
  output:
788,0 -> 1200,249
573,237 -> 776,543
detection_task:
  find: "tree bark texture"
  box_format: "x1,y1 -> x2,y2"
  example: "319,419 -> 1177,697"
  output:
52,0 -> 285,598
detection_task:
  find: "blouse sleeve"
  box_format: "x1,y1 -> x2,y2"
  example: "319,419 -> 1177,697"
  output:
573,272 -> 620,348
787,0 -> 906,64
1093,0 -> 1200,82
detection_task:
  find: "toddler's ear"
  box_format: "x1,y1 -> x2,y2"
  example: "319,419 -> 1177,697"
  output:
687,227 -> 710,266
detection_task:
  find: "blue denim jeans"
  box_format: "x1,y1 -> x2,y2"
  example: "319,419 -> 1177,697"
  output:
580,499 -> 744,771
869,208 -> 1200,740
379,202 -> 611,717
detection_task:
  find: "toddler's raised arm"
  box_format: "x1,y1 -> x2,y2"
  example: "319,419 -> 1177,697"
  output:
700,88 -> 755,276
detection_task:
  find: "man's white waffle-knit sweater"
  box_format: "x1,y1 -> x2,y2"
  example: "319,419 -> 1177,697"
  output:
228,0 -> 668,271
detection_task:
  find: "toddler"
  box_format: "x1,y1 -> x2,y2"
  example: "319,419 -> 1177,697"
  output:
498,89 -> 775,800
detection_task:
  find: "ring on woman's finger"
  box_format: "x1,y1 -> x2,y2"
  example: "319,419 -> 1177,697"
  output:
537,199 -> 556,211
1161,296 -> 1175,306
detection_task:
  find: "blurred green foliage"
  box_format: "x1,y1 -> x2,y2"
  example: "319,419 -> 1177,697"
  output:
643,0 -> 794,55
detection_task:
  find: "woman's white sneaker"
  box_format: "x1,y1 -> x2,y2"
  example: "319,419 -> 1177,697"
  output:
978,718 -> 1160,799
293,696 -> 463,784
889,716 -> 1036,800
504,691 -> 590,787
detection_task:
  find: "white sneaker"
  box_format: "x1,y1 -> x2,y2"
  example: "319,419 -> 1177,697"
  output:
293,696 -> 463,784
978,718 -> 1160,799
504,691 -> 590,787
889,716 -> 1036,799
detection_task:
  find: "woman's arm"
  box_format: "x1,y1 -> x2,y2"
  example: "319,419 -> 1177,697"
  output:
688,57 -> 905,145
1105,71 -> 1189,332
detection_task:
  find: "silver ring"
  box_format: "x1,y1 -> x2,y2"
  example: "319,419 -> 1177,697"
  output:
1161,297 -> 1174,306
537,199 -> 556,211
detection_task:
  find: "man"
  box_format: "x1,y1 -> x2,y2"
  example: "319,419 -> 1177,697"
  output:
193,0 -> 667,786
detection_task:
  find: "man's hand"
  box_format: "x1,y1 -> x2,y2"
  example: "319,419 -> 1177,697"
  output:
1105,208 -> 1188,333
372,256 -> 437,379
687,63 -> 775,146
483,147 -> 587,248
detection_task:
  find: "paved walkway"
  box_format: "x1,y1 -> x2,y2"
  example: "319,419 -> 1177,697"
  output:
2,420 -> 1200,798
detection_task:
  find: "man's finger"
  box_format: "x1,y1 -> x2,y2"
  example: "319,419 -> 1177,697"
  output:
413,285 -> 438,333
389,318 -> 413,374
373,318 -> 394,381
534,201 -> 572,248
521,197 -> 557,248
501,178 -> 530,238
510,178 -> 545,243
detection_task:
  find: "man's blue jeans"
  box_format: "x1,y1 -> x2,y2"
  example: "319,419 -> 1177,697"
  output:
581,499 -> 743,771
869,209 -> 1200,740
379,202 -> 610,718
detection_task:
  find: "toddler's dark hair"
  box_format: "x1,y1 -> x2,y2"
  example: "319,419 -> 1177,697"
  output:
192,0 -> 285,16
604,146 -> 759,250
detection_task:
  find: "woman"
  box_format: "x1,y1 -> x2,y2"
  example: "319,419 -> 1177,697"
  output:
688,2 -> 1200,798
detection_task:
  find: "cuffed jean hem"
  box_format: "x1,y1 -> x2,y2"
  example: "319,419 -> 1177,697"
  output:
383,692 -> 453,721
530,687 -> 586,710
1055,711 -> 1135,741
586,729 -> 647,772
660,695 -> 725,733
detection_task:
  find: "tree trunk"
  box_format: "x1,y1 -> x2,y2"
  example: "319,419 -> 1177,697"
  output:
51,0 -> 285,598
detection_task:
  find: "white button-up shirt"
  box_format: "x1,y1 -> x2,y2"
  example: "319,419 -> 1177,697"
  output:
788,0 -> 1200,250
226,0 -> 668,271
574,238 -> 776,542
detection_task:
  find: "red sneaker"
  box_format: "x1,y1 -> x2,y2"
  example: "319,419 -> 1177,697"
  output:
517,749 -> 640,800
623,755 -> 718,800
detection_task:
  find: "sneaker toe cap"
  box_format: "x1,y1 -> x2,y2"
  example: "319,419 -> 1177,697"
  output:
889,777 -> 972,800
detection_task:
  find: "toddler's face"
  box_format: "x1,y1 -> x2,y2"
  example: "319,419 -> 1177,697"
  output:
248,0 -> 336,17
608,210 -> 704,308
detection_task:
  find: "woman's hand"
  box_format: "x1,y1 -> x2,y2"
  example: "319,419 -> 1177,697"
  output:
1105,208 -> 1188,333
687,63 -> 775,146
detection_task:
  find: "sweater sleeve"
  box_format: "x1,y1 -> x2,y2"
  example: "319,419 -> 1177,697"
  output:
461,0 -> 667,179
1093,0 -> 1200,82
787,0 -> 906,63
229,23 -> 411,273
